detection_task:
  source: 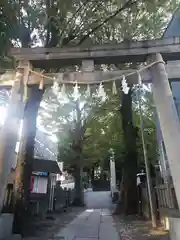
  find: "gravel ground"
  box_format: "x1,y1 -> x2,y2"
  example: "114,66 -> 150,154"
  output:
113,215 -> 170,240
23,207 -> 85,240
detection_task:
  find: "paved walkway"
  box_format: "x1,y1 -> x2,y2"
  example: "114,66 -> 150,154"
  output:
23,190 -> 169,240
84,190 -> 112,209
56,208 -> 120,240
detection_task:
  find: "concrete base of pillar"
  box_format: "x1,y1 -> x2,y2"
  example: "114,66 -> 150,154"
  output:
111,187 -> 119,203
0,213 -> 13,239
169,217 -> 180,240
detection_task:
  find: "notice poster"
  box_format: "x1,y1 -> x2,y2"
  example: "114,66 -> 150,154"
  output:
30,175 -> 48,194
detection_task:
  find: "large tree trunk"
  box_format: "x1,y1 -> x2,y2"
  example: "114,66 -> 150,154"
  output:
115,89 -> 138,215
71,141 -> 84,206
13,86 -> 44,234
71,102 -> 85,206
91,166 -> 95,182
72,164 -> 84,206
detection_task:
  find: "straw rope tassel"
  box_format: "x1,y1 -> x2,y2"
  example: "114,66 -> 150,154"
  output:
74,83 -> 79,97
39,70 -> 45,90
137,71 -> 142,85
112,80 -> 117,95
98,83 -> 102,96
86,84 -> 91,97
23,85 -> 28,102
23,63 -> 30,102
39,77 -> 44,90
61,84 -> 66,96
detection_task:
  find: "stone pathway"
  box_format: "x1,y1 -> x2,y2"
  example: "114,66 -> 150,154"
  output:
56,209 -> 120,240
23,190 -> 169,240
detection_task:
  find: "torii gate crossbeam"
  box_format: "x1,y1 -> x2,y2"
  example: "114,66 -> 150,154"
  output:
10,37 -> 180,68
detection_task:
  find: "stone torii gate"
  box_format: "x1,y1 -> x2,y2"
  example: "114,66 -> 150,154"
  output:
1,37 -> 180,234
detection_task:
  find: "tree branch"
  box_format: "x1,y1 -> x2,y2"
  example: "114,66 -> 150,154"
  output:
60,0 -> 100,46
45,0 -> 50,47
59,0 -> 90,42
78,0 -> 138,45
72,1 -> 104,41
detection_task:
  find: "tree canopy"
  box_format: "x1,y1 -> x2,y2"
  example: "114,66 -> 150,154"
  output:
1,0 -> 180,50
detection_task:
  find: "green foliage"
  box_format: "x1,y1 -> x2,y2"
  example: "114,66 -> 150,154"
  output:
46,82 -> 157,176
0,0 -> 179,70
1,0 -> 180,50
133,86 -> 157,169
0,1 -> 17,66
42,0 -> 180,46
82,93 -> 124,168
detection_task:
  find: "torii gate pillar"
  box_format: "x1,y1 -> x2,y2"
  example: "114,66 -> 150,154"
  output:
149,53 -> 180,236
0,70 -> 23,212
149,53 -> 180,206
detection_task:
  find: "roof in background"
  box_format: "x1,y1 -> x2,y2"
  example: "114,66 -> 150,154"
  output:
163,8 -> 180,38
34,129 -> 57,161
7,158 -> 61,184
33,158 -> 62,174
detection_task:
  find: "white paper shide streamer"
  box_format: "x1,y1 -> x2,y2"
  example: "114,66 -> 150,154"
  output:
98,83 -> 106,101
73,83 -> 80,100
121,75 -> 130,94
60,84 -> 67,97
52,81 -> 60,95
